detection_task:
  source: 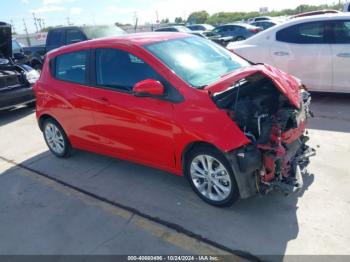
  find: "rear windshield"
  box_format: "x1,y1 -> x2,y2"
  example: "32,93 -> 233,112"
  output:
82,25 -> 126,39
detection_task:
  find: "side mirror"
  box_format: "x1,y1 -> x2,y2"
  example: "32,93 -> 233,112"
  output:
133,79 -> 165,97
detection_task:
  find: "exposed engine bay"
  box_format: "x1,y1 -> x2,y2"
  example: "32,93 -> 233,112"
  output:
213,72 -> 315,195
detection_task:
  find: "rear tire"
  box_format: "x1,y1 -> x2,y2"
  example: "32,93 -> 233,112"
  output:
184,146 -> 239,207
42,118 -> 72,158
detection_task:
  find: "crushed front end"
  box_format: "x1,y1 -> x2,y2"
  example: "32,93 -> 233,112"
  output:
211,68 -> 315,198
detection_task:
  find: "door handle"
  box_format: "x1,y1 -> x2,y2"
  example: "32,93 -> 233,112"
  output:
273,51 -> 289,56
96,97 -> 109,104
337,53 -> 350,58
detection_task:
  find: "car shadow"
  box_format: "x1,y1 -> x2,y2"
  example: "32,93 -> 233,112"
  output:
0,105 -> 35,127
309,92 -> 350,133
1,149 -> 314,260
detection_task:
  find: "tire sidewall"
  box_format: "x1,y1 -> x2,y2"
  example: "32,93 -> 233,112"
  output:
185,146 -> 240,207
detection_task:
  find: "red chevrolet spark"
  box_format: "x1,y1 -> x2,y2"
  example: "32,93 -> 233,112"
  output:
34,33 -> 315,206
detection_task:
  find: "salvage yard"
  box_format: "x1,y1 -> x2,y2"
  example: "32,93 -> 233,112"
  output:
0,92 -> 349,258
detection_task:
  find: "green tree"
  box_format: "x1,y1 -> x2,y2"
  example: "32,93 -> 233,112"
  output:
40,26 -> 54,32
160,18 -> 169,24
174,17 -> 183,24
187,11 -> 209,24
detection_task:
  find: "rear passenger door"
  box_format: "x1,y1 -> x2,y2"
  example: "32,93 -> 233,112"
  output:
272,21 -> 332,92
89,47 -> 176,169
329,20 -> 350,92
51,50 -> 98,147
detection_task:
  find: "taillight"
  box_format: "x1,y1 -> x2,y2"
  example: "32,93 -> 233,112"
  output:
250,28 -> 261,33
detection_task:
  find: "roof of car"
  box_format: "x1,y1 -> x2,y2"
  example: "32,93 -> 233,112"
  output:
48,32 -> 190,56
288,12 -> 350,22
220,22 -> 258,28
231,13 -> 350,45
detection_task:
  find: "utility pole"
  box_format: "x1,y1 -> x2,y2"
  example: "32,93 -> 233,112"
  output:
37,18 -> 43,31
155,11 -> 159,23
32,13 -> 39,32
23,19 -> 31,46
66,17 -> 71,26
10,20 -> 16,34
133,12 -> 138,33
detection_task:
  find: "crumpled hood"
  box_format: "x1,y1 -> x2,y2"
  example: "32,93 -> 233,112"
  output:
205,64 -> 301,108
0,22 -> 12,59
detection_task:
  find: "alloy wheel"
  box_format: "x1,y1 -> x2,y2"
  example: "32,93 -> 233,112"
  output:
44,123 -> 65,155
190,154 -> 232,202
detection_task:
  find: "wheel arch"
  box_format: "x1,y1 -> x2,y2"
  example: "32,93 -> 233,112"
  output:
30,58 -> 42,68
181,140 -> 258,199
38,113 -> 59,131
181,141 -> 221,175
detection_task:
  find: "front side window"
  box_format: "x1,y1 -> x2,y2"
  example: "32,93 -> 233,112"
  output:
276,22 -> 326,44
331,20 -> 350,43
55,50 -> 88,84
95,48 -> 160,91
145,36 -> 250,88
12,40 -> 22,54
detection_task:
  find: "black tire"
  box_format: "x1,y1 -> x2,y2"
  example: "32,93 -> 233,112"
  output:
42,118 -> 72,158
32,63 -> 42,74
184,146 -> 240,207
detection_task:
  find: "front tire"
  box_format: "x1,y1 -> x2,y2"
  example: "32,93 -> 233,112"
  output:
43,118 -> 72,158
185,146 -> 239,207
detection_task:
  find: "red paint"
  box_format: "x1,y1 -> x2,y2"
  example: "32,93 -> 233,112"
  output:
206,64 -> 301,108
34,33 -> 304,177
133,79 -> 165,96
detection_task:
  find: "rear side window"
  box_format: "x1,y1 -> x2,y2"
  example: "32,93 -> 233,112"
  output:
55,50 -> 88,84
47,30 -> 65,49
276,22 -> 326,44
331,20 -> 350,43
66,29 -> 86,44
95,48 -> 160,91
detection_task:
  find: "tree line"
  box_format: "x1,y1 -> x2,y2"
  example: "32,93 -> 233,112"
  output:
185,3 -> 345,25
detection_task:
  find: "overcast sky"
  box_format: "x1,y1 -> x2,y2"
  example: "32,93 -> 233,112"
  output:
1,0 -> 343,34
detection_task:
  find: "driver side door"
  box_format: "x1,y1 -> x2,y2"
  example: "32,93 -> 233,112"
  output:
89,47 -> 177,169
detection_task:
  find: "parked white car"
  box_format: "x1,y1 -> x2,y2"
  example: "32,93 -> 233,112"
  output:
227,14 -> 350,93
344,2 -> 350,12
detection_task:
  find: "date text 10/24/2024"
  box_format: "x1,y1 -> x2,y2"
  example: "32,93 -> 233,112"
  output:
127,256 -> 221,261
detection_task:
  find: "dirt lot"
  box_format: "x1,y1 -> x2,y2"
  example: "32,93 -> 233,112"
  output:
0,93 -> 349,259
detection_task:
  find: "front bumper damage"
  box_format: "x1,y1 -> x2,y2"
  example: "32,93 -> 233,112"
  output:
225,90 -> 316,199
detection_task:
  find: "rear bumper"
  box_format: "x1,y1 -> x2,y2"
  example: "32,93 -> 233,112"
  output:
0,86 -> 35,110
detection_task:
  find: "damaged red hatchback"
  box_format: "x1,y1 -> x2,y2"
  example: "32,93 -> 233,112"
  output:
34,33 -> 315,206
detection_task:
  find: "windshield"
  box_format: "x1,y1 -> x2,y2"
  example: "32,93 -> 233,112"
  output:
12,40 -> 22,54
145,37 -> 250,88
82,25 -> 126,39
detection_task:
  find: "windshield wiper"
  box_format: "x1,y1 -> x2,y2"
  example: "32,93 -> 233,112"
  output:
195,85 -> 208,89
